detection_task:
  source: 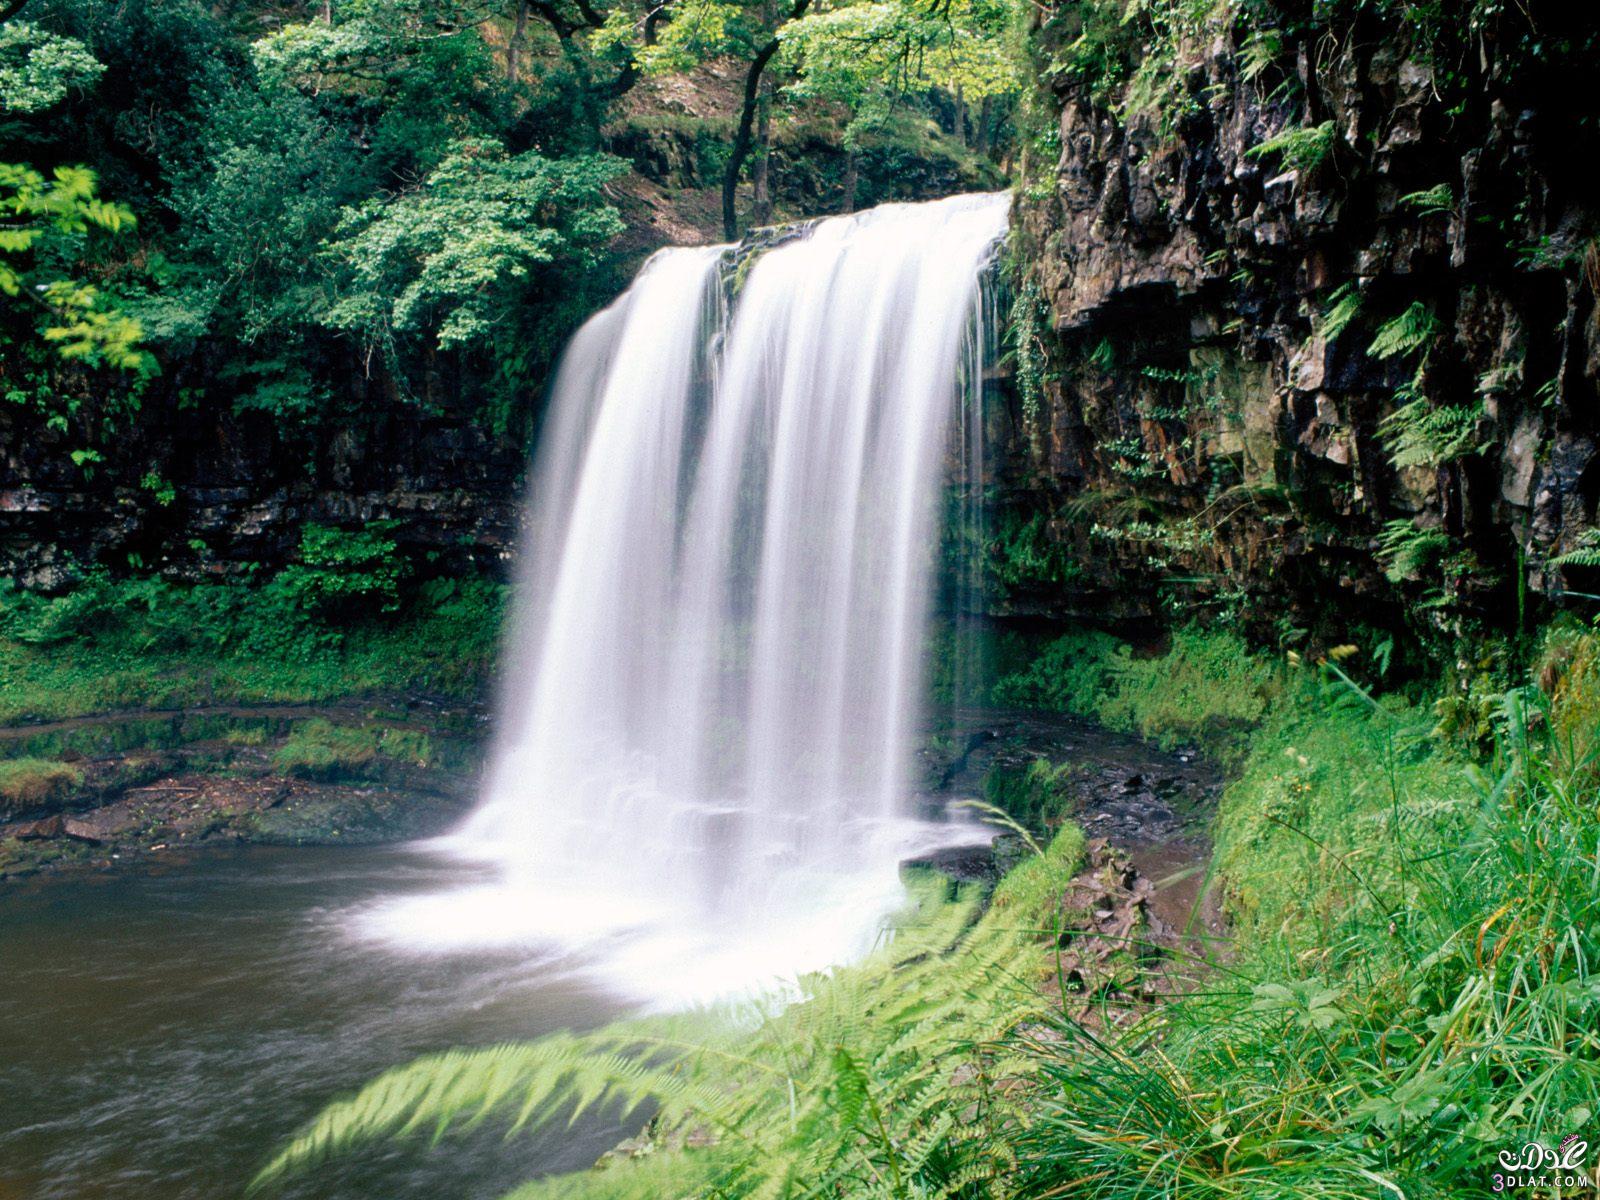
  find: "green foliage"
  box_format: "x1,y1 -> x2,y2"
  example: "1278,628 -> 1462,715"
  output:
276,522 -> 409,617
983,758 -> 1076,832
779,0 -> 1019,142
1014,651 -> 1600,1198
990,626 -> 1275,760
986,511 -> 1082,596
1375,518 -> 1449,584
1378,394 -> 1482,470
256,823 -> 1088,1198
1096,627 -> 1274,755
1400,182 -> 1453,216
1367,301 -> 1442,361
0,21 -> 103,114
0,757 -> 82,815
1245,119 -> 1336,173
0,162 -> 151,373
0,570 -> 506,725
320,139 -> 626,356
1317,282 -> 1363,342
1002,268 -> 1054,432
989,627 -> 1121,712
1548,529 -> 1600,571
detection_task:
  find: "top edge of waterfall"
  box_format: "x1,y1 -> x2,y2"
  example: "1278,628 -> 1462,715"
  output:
637,190 -> 1012,271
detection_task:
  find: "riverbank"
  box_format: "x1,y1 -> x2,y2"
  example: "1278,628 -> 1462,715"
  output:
0,568 -> 503,878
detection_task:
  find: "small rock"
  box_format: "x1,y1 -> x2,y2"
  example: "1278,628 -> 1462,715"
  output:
14,815 -> 66,840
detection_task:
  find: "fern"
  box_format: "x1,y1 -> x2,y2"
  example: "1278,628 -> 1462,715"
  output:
1367,302 -> 1441,360
1376,519 -> 1450,584
1318,283 -> 1362,342
1238,29 -> 1281,83
1246,120 -> 1337,172
1400,183 -> 1453,216
1550,529 -> 1600,569
1378,395 -> 1482,470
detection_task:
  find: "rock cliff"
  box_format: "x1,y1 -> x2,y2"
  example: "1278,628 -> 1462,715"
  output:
998,4 -> 1600,647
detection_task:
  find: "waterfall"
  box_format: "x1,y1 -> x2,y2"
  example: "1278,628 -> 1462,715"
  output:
360,193 -> 1010,1004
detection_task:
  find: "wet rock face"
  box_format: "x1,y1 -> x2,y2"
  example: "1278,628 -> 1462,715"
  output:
1004,17 -> 1600,637
0,378 -> 525,588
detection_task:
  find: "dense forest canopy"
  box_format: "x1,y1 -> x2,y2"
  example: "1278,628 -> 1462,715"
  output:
0,0 -> 1020,465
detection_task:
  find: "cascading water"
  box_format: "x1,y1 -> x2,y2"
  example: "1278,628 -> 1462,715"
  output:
359,193 -> 1010,1004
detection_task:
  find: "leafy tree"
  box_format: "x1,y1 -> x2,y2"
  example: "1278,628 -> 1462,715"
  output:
0,162 -> 149,371
779,0 -> 1019,143
318,135 -> 624,379
0,19 -> 101,112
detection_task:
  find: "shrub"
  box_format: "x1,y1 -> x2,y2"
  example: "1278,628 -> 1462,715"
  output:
271,521 -> 409,617
990,627 -> 1122,712
1096,628 -> 1276,755
0,571 -> 506,724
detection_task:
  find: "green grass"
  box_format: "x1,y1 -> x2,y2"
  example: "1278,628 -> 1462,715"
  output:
0,757 -> 82,816
0,572 -> 505,726
1007,634 -> 1600,1199
271,719 -> 438,781
990,625 -> 1277,763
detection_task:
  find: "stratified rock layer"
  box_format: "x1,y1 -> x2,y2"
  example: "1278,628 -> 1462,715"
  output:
1002,13 -> 1599,638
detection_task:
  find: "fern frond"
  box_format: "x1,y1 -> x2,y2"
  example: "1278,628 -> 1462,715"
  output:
1368,301 -> 1441,360
1551,529 -> 1600,569
1246,120 -> 1337,172
1319,283 -> 1363,342
257,830 -> 1090,1200
1375,519 -> 1450,584
1378,395 -> 1482,469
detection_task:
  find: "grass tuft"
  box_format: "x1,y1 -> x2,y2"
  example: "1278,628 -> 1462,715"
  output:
0,757 -> 82,816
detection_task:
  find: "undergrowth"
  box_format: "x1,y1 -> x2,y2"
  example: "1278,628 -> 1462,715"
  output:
1010,629 -> 1600,1198
991,626 -> 1276,763
0,570 -> 505,724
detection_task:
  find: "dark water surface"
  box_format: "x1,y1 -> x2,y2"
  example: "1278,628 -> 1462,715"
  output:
0,845 -> 634,1200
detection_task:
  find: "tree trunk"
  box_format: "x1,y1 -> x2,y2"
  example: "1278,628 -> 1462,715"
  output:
508,0 -> 529,83
721,0 -> 811,240
750,79 -> 773,227
974,94 -> 993,155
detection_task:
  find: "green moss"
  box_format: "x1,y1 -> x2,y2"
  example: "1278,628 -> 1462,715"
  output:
273,720 -> 378,780
271,720 -> 437,781
983,758 -> 1078,833
0,757 -> 82,815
